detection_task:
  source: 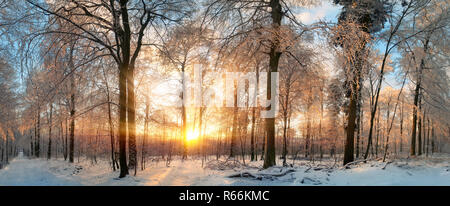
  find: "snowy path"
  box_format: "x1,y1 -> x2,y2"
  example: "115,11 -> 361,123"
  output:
0,153 -> 224,186
0,152 -> 81,186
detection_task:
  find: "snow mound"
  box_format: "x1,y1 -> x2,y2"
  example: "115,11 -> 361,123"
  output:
205,159 -> 254,171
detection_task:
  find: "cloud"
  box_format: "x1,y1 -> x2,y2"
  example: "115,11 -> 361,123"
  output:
295,2 -> 341,24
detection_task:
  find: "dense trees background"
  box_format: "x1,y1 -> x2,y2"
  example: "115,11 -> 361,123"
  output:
0,0 -> 449,177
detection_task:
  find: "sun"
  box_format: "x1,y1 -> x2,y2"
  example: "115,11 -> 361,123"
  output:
186,130 -> 200,142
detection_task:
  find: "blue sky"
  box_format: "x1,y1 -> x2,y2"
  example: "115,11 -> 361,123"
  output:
295,1 -> 404,89
295,1 -> 342,24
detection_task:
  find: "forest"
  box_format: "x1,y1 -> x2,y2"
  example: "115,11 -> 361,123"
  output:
0,0 -> 449,186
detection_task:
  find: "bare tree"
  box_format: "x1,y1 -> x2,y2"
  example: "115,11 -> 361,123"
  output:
24,0 -> 194,177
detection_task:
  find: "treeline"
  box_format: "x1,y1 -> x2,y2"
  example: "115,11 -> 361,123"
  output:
0,0 -> 448,177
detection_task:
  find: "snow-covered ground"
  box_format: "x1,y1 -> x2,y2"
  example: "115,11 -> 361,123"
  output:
0,152 -> 449,186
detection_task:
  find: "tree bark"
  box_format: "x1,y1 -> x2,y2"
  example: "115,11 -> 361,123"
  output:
107,89 -> 116,171
230,81 -> 238,158
118,64 -> 129,178
263,0 -> 282,169
30,127 -> 34,157
282,80 -> 290,166
410,35 -> 430,156
68,42 -> 76,163
250,106 -> 256,161
417,93 -> 422,156
355,103 -> 361,158
64,118 -> 68,161
181,65 -> 188,160
426,117 -> 430,157
69,71 -> 75,163
127,66 -> 137,172
400,101 -> 403,153
142,98 -> 150,171
5,129 -> 8,163
36,108 -> 41,158
343,87 -> 357,165
250,64 -> 259,161
47,103 -> 53,160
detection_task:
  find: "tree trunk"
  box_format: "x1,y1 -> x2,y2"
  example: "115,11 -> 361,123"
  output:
181,66 -> 188,160
319,87 -> 324,160
282,115 -> 288,166
47,103 -> 53,160
305,115 -> 310,158
30,128 -> 34,157
68,42 -> 76,163
422,109 -> 426,153
355,107 -> 360,158
375,108 -> 380,157
162,113 -> 167,160
343,80 -> 358,165
59,120 -> 63,159
250,106 -> 256,161
5,129 -> 8,163
410,86 -> 419,156
107,96 -> 116,171
127,66 -> 137,173
263,0 -> 282,169
260,130 -> 265,161
410,36 -> 430,156
69,74 -> 75,163
250,65 -> 259,161
64,118 -> 68,160
417,94 -> 422,156
118,64 -> 129,178
382,102 -> 390,162
400,101 -> 403,153
431,124 -> 435,154
142,99 -> 150,171
230,82 -> 238,158
239,107 -> 248,164
282,83 -> 290,166
36,108 -> 41,158
426,117 -> 430,157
